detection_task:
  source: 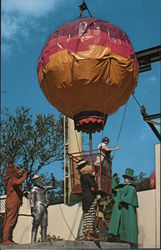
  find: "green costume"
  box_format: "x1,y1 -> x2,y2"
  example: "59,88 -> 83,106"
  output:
108,183 -> 138,244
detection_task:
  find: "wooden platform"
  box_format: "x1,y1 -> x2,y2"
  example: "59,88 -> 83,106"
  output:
0,240 -> 130,249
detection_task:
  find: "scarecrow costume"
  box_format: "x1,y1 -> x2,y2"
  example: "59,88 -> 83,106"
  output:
108,168 -> 138,246
77,159 -> 100,241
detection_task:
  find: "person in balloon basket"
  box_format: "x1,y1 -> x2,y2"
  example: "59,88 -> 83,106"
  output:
108,168 -> 139,248
95,136 -> 120,167
94,136 -> 120,187
30,174 -> 54,243
2,161 -> 28,245
77,159 -> 101,241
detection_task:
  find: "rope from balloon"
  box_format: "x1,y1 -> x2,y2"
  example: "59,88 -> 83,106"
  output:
111,102 -> 128,160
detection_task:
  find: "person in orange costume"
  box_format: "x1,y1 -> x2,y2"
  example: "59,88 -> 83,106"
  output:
2,162 -> 28,245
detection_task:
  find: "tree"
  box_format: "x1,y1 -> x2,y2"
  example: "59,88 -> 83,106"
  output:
41,173 -> 64,204
134,172 -> 151,191
0,106 -> 64,194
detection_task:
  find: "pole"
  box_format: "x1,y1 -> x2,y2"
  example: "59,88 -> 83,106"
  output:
64,115 -> 66,204
68,118 -> 82,203
89,132 -> 93,165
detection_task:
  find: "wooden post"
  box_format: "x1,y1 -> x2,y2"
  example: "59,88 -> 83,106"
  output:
89,132 -> 93,165
68,118 -> 82,201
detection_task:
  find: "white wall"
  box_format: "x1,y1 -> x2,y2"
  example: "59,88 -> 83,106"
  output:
47,202 -> 82,240
12,200 -> 83,244
155,144 -> 160,248
137,143 -> 160,248
137,190 -> 156,248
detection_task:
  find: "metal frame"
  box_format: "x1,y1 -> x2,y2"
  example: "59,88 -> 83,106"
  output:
68,150 -> 112,196
135,45 -> 161,141
136,45 -> 161,73
141,106 -> 161,142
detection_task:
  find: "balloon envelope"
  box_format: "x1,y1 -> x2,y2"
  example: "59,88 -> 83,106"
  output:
37,17 -> 139,132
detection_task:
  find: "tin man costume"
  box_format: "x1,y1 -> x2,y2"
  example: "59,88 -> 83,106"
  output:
30,174 -> 54,243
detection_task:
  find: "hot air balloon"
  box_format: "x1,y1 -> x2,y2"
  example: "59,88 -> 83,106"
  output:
37,16 -> 139,196
37,17 -> 139,133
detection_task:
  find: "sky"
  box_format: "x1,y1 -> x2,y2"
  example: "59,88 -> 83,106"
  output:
1,0 -> 160,182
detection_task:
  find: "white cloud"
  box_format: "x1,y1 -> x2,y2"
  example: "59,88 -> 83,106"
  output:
140,125 -> 150,140
1,44 -> 12,59
149,76 -> 156,82
1,0 -> 64,58
2,0 -> 60,17
2,16 -> 22,41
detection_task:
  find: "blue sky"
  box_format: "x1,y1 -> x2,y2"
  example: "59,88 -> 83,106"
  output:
1,0 -> 160,182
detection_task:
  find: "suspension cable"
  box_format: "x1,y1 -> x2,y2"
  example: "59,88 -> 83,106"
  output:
116,103 -> 128,144
132,92 -> 142,109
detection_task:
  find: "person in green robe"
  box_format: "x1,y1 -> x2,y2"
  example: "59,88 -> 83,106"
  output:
108,168 -> 138,247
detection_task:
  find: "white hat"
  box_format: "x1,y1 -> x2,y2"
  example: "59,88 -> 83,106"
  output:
32,174 -> 40,180
77,159 -> 87,170
78,159 -> 87,166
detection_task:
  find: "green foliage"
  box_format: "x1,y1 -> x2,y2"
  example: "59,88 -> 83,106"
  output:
39,173 -> 64,204
68,193 -> 82,205
134,172 -> 151,191
0,106 -> 64,194
46,234 -> 63,241
37,234 -> 63,242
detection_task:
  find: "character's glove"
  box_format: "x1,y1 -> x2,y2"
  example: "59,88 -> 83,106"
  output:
119,201 -> 128,209
96,195 -> 101,201
24,191 -> 32,200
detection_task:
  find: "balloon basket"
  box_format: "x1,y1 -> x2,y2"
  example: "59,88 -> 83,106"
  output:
68,150 -> 112,196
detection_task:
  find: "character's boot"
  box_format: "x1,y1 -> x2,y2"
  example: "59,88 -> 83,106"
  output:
2,231 -> 17,245
2,227 -> 16,245
41,226 -> 47,242
2,240 -> 17,245
85,229 -> 91,241
85,228 -> 99,241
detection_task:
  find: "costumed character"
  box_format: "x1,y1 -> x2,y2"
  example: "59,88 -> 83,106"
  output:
77,159 -> 100,241
108,168 -> 138,247
2,162 -> 28,245
30,174 -> 54,243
